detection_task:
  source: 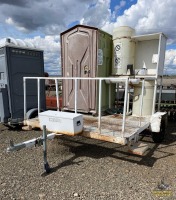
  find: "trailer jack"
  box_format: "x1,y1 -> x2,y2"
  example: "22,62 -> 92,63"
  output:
7,126 -> 58,174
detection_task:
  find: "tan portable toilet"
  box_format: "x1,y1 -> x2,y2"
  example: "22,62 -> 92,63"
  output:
61,25 -> 115,114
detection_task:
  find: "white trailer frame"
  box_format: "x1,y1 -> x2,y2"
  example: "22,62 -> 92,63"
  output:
23,76 -> 164,145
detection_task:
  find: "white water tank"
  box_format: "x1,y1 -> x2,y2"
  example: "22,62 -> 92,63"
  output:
132,81 -> 155,116
112,26 -> 135,75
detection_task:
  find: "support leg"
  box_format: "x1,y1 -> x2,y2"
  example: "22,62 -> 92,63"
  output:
43,125 -> 51,173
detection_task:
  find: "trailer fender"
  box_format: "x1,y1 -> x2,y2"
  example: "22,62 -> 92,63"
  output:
26,108 -> 42,119
149,112 -> 167,133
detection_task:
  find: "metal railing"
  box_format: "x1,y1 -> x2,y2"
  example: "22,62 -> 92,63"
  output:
23,76 -> 153,136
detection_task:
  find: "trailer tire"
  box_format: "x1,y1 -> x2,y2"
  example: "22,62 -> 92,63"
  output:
152,122 -> 166,143
26,108 -> 40,119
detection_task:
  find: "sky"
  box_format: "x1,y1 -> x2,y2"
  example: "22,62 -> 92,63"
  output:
0,0 -> 176,75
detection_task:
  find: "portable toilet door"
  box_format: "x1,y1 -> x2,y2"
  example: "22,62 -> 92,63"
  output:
61,25 -> 114,114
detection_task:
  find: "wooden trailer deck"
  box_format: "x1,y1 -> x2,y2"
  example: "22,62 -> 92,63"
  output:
23,114 -> 150,145
82,115 -> 150,145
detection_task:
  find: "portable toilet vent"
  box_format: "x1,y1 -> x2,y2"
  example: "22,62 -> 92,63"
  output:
0,38 -> 46,124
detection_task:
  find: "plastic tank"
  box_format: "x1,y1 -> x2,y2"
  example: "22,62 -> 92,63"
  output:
132,81 -> 155,116
112,26 -> 135,75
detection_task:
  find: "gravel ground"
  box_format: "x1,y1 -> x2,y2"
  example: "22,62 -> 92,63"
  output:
0,122 -> 176,200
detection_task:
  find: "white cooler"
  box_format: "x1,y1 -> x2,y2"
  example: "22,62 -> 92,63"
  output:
39,111 -> 83,135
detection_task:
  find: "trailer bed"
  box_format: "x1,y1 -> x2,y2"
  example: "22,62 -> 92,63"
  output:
82,115 -> 150,145
24,114 -> 150,145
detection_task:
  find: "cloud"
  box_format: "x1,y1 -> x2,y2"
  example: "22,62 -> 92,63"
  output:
0,0 -> 29,7
6,17 -> 28,32
0,0 -> 98,34
114,0 -> 126,12
24,36 -> 61,75
164,49 -> 176,74
102,0 -> 176,43
80,0 -> 111,27
165,49 -> 176,65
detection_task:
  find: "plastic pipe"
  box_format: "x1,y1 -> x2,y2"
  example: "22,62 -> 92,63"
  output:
105,78 -> 140,84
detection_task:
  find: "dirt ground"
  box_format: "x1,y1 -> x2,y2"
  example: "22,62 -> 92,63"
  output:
0,122 -> 176,200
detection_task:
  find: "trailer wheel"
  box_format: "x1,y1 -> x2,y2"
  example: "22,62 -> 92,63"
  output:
26,108 -> 39,119
152,122 -> 166,143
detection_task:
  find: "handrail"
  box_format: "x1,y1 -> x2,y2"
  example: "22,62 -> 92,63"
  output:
23,76 -> 142,136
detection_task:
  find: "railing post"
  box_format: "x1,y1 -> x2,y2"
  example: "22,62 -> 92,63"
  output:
122,78 -> 128,133
75,78 -> 77,113
152,79 -> 157,114
158,76 -> 163,111
98,79 -> 102,133
55,79 -> 60,111
37,78 -> 40,116
109,83 -> 111,109
23,77 -> 27,120
139,79 -> 145,126
127,89 -> 130,114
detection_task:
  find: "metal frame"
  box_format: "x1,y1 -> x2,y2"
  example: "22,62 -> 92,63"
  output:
157,76 -> 163,111
7,75 -> 163,174
23,76 -> 157,137
7,126 -> 58,173
7,131 -> 56,152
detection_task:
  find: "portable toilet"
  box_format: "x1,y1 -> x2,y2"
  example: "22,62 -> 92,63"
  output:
0,38 -> 46,124
61,25 -> 115,114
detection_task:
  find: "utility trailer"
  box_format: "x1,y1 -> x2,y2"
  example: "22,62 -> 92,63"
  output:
7,26 -> 168,173
22,75 -> 167,141
7,75 -> 167,172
